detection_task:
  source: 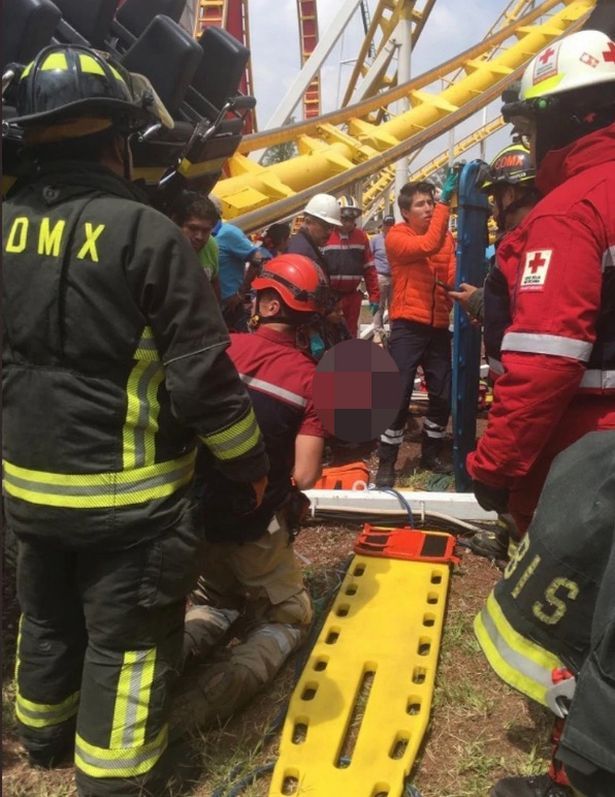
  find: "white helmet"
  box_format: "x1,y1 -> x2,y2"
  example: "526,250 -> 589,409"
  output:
520,30 -> 615,101
338,194 -> 362,217
502,30 -> 615,163
303,193 -> 343,226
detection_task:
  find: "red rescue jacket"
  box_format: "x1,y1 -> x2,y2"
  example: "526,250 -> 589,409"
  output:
322,226 -> 380,301
468,123 -> 615,487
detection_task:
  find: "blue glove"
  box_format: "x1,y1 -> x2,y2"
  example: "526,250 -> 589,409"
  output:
369,302 -> 379,315
439,167 -> 459,204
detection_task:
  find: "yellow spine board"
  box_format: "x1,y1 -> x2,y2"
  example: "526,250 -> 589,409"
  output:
269,554 -> 450,797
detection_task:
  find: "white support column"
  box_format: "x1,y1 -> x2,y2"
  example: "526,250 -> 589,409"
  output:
265,0 -> 362,129
393,2 -> 413,219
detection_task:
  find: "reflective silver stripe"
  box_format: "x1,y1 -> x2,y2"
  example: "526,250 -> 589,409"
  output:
424,419 -> 446,439
501,332 -> 593,362
129,362 -> 165,468
579,369 -> 615,390
202,410 -> 260,459
380,428 -> 403,445
240,374 -> 307,408
4,458 -> 194,497
329,275 -> 363,282
602,245 -> 615,272
323,244 -> 366,253
75,726 -> 167,777
134,326 -> 160,361
16,689 -> 79,727
476,604 -> 554,703
487,356 -> 505,375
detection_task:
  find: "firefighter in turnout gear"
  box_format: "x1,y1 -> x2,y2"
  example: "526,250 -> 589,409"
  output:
467,29 -> 615,535
174,254 -> 327,730
2,45 -> 268,797
476,431 -> 615,797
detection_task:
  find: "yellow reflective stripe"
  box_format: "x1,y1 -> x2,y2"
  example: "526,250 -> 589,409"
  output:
20,62 -> 33,80
122,357 -> 165,469
41,53 -> 68,71
111,649 -> 157,749
79,54 -> 105,76
474,591 -> 562,706
16,688 -> 80,729
2,450 -> 196,509
524,73 -> 564,99
109,65 -> 127,85
75,725 -> 167,779
200,407 -> 261,461
133,326 -> 160,362
14,614 -> 23,683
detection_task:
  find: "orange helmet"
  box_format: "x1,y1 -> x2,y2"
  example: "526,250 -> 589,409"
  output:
252,254 -> 329,315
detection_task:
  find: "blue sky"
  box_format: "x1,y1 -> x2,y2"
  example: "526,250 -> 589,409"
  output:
248,0 -> 522,164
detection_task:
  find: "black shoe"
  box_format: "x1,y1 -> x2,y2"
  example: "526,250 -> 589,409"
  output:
418,455 -> 453,475
469,526 -> 510,560
375,459 -> 396,488
490,774 -> 573,797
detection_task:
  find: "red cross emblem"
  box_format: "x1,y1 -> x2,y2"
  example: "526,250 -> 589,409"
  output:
603,41 -> 615,63
527,252 -> 547,273
521,250 -> 553,290
539,47 -> 555,64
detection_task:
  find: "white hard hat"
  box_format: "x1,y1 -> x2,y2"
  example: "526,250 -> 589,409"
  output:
520,30 -> 615,101
303,193 -> 343,226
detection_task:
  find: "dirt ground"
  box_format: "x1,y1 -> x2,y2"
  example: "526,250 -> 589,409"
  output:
1,413 -> 553,797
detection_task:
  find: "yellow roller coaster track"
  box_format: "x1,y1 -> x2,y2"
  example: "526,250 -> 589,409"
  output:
212,0 -> 593,232
362,115 -> 506,218
341,0 -> 437,106
359,0 -> 546,215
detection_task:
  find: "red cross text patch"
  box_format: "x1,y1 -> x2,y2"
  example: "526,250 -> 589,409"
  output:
533,43 -> 560,84
520,249 -> 552,290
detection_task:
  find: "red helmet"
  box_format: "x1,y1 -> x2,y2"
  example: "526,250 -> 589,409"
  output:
252,254 -> 329,314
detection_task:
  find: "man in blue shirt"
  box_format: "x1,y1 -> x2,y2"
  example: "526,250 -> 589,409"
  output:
212,215 -> 263,331
370,214 -> 395,344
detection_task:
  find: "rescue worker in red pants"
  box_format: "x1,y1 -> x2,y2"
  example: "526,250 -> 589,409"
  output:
2,45 -> 268,797
475,430 -> 615,797
322,195 -> 380,337
467,29 -> 615,543
174,254 -> 328,729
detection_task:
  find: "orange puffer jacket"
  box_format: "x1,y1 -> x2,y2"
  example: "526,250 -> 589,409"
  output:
386,202 -> 456,328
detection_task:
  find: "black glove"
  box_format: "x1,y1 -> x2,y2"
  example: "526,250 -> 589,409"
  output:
472,480 -> 509,514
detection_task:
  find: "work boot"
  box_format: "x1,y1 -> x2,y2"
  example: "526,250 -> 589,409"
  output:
490,774 -> 574,797
375,442 -> 398,488
419,433 -> 453,475
469,519 -> 510,561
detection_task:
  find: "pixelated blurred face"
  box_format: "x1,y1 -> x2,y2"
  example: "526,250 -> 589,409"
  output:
403,192 -> 434,234
181,215 -> 214,252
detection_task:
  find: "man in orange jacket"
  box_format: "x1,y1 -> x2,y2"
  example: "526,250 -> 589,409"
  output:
375,174 -> 458,486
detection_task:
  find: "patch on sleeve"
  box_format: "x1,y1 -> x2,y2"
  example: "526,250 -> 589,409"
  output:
519,249 -> 552,291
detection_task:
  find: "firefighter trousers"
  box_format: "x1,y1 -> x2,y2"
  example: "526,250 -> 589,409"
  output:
14,494 -> 204,797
